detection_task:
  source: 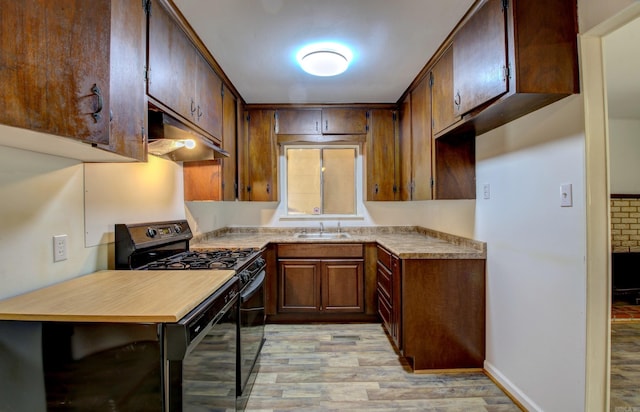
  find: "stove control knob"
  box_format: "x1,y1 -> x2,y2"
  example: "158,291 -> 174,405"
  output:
173,224 -> 182,234
146,227 -> 157,238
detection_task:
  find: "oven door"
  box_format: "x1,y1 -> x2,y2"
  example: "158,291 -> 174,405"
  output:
165,293 -> 238,411
237,269 -> 266,407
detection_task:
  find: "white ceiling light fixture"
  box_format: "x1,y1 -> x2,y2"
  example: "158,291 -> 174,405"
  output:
297,42 -> 353,77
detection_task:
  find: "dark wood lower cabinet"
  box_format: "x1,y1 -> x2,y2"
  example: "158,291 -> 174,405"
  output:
376,245 -> 485,371
272,243 -> 370,321
278,259 -> 364,314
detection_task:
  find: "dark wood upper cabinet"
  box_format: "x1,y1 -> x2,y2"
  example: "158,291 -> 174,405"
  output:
366,109 -> 398,201
276,109 -> 321,134
0,0 -> 111,144
221,85 -> 238,201
322,108 -> 368,134
147,0 -> 196,124
147,0 -> 222,142
444,0 -> 579,136
409,77 -> 433,201
195,53 -> 224,140
0,0 -> 146,160
105,0 -> 147,161
453,0 -> 508,117
242,109 -> 278,201
431,46 -> 460,135
276,108 -> 368,135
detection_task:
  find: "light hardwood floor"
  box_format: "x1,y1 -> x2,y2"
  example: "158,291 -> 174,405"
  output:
244,323 -> 521,411
610,322 -> 640,411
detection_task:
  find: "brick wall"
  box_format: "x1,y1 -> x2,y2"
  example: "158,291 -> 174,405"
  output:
611,197 -> 640,252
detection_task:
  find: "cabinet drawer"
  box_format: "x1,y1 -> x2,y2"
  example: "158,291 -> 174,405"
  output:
376,263 -> 392,302
377,294 -> 393,335
377,245 -> 393,271
278,243 -> 363,258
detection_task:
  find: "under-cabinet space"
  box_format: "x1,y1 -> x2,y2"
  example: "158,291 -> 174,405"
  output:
433,132 -> 476,200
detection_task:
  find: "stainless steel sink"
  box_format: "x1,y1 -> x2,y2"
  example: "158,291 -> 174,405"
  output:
294,232 -> 351,239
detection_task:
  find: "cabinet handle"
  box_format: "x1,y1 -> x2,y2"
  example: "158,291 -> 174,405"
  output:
190,99 -> 196,115
266,183 -> 271,194
197,105 -> 203,120
454,91 -> 461,109
374,183 -> 379,194
91,84 -> 103,123
315,121 -> 318,132
325,120 -> 328,131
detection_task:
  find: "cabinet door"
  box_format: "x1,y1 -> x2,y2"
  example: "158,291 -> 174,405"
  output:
107,0 -> 146,160
431,46 -> 459,135
398,95 -> 412,201
321,108 -> 368,134
245,109 -> 277,201
221,85 -> 237,200
276,109 -> 321,134
195,54 -> 223,140
0,0 -> 111,144
366,109 -> 397,201
453,0 -> 508,116
390,255 -> 401,348
147,0 -> 197,122
410,77 -> 432,200
278,260 -> 321,312
322,260 -> 364,312
183,160 -> 221,201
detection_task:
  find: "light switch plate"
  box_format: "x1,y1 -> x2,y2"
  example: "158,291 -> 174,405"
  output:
482,183 -> 490,200
560,183 -> 573,207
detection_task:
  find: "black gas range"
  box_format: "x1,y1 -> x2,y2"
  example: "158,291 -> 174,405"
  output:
115,220 -> 263,280
114,219 -> 266,411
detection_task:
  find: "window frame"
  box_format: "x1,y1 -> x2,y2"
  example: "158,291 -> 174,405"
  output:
280,144 -> 363,219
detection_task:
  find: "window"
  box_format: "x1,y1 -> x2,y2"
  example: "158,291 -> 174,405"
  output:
285,146 -> 357,216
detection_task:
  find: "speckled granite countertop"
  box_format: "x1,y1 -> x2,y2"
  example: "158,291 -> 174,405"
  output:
191,226 -> 486,259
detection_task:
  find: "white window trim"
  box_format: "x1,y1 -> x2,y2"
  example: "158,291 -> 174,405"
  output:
278,144 -> 365,221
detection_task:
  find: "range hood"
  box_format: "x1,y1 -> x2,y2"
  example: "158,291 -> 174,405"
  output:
147,110 -> 229,161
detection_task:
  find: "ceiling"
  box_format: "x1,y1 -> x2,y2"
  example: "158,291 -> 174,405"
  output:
173,0 -> 475,105
604,15 -> 640,120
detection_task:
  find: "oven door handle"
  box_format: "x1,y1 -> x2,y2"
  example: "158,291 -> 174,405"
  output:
241,269 -> 265,303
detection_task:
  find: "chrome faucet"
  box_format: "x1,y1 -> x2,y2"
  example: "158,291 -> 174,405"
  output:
319,222 -> 324,234
337,221 -> 341,233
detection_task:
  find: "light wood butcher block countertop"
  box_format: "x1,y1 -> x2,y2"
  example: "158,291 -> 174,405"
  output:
0,270 -> 235,323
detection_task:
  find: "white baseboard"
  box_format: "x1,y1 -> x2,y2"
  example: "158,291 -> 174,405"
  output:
484,360 -> 543,412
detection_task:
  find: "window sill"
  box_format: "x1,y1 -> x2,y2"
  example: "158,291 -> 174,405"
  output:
279,215 -> 365,222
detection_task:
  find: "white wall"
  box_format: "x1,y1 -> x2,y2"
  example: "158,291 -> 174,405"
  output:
0,145 -> 184,300
476,96 -> 587,411
608,118 -> 640,193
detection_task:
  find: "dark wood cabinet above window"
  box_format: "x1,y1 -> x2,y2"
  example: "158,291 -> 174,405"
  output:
275,108 -> 368,135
